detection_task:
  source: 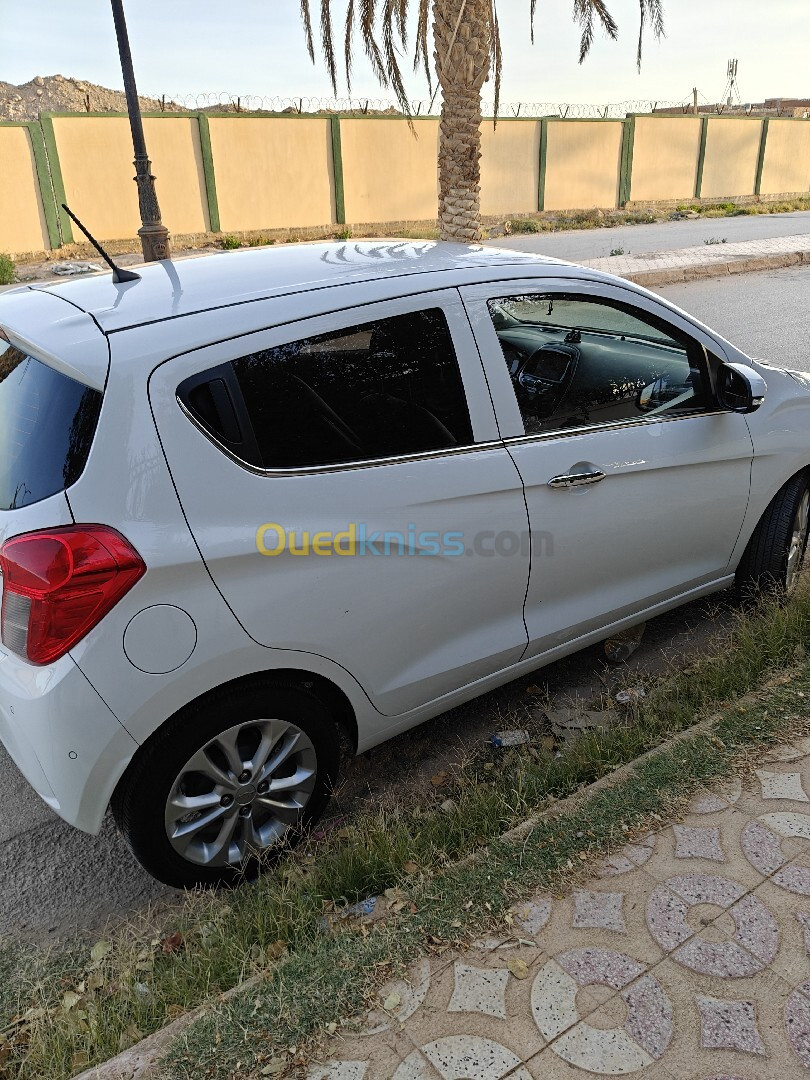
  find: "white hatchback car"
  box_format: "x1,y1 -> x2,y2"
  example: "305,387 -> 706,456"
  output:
0,241 -> 807,888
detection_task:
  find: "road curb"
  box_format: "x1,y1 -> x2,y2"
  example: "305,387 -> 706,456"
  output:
620,248 -> 810,288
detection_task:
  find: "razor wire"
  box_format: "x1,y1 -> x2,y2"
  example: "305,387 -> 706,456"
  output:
145,91 -> 696,118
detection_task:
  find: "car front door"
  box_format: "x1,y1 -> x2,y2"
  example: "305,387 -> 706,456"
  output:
461,278 -> 754,659
150,290 -> 531,716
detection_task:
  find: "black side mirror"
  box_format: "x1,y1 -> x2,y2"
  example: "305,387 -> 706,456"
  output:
716,363 -> 766,414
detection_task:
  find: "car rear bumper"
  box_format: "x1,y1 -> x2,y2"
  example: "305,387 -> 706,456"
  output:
0,647 -> 139,834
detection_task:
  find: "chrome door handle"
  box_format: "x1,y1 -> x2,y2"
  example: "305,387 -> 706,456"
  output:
547,469 -> 606,489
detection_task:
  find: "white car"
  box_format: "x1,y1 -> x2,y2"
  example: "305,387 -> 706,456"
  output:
0,241 -> 806,888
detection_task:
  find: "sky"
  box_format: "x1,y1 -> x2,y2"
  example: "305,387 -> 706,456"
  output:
1,1 -> 808,110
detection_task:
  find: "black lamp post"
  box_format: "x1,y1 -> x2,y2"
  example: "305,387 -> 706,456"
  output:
110,0 -> 171,261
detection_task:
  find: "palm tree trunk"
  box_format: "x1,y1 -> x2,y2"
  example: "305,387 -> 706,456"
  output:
433,0 -> 490,242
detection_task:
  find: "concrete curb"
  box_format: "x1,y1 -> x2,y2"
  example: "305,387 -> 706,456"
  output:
70,667 -> 803,1080
610,249 -> 810,288
73,972 -> 264,1080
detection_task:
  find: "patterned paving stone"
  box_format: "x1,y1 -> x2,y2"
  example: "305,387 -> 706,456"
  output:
307,1063 -> 369,1080
690,779 -> 742,815
359,959 -> 432,1036
532,949 -> 673,1074
572,891 -> 627,932
447,963 -> 509,1019
394,1036 -> 531,1079
784,981 -> 810,1067
598,833 -> 656,877
755,770 -> 809,803
646,874 -> 779,977
742,812 -> 810,895
673,826 -> 726,862
694,996 -> 766,1055
509,897 -> 552,936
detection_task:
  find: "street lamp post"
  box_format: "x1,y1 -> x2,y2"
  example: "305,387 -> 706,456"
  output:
110,0 -> 171,261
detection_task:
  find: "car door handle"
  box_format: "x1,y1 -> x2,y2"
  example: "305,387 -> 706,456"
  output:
547,469 -> 606,489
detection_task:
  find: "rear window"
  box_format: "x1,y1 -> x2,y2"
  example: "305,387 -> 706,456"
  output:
0,338 -> 102,510
177,308 -> 473,470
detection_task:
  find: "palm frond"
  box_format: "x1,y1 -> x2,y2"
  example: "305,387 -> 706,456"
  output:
381,0 -> 410,110
359,0 -> 388,88
490,0 -> 503,120
344,0 -> 356,87
320,0 -> 338,93
637,0 -> 665,70
413,0 -> 431,90
573,0 -> 618,63
300,0 -> 315,62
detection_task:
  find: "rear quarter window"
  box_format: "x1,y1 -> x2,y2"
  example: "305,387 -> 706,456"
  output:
0,338 -> 102,510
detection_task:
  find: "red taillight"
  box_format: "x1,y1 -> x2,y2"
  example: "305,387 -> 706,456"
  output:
0,526 -> 145,665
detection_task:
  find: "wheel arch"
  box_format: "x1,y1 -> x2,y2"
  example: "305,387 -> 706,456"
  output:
732,463 -> 810,571
110,666 -> 358,817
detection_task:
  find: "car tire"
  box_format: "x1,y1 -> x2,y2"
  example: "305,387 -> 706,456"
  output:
736,472 -> 810,598
112,679 -> 341,889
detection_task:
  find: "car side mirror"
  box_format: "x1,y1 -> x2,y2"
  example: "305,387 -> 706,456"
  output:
716,363 -> 766,414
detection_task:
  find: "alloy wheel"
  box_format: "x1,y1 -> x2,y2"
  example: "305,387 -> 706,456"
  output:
164,718 -> 317,867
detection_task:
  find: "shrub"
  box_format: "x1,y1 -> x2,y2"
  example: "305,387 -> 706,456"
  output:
220,235 -> 242,250
509,218 -> 540,234
0,253 -> 15,285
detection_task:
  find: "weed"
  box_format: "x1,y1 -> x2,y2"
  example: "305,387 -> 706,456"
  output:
333,227 -> 352,241
704,236 -> 728,245
220,235 -> 241,250
609,247 -> 626,256
509,219 -> 540,234
0,252 -> 16,285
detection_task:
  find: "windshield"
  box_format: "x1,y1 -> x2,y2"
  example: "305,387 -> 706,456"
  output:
493,296 -> 681,346
0,337 -> 102,510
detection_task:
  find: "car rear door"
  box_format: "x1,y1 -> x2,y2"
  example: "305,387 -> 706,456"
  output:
149,290 -> 531,716
461,278 -> 754,658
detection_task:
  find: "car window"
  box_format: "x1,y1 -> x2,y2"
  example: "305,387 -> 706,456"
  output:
0,339 -> 102,510
488,294 -> 706,436
178,308 -> 473,469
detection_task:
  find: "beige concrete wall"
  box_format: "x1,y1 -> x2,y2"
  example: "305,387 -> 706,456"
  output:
543,121 -> 623,211
630,116 -> 701,201
208,117 -> 335,231
0,126 -> 50,254
700,118 -> 763,199
480,120 -> 541,215
760,119 -> 810,195
340,118 -> 439,223
52,115 -> 209,240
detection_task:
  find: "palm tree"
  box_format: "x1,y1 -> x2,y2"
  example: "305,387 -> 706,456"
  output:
300,1 -> 664,241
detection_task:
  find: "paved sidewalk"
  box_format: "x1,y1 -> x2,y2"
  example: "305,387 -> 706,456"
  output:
308,737 -> 810,1078
582,233 -> 810,288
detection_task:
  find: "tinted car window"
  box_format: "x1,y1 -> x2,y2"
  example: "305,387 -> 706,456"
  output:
179,308 -> 473,469
489,295 -> 706,436
0,340 -> 102,510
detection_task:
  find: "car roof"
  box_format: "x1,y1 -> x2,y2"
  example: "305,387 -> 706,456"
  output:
28,240 -> 562,335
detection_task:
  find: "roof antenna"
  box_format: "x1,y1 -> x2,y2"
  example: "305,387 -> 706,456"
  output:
60,204 -> 141,284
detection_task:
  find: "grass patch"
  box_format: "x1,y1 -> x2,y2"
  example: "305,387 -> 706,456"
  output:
0,253 -> 16,286
3,586 -> 810,1077
508,218 -> 540,234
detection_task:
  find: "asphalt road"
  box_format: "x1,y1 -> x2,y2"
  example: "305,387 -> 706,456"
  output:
1,263 -> 809,941
489,209 -> 810,263
655,264 -> 810,371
